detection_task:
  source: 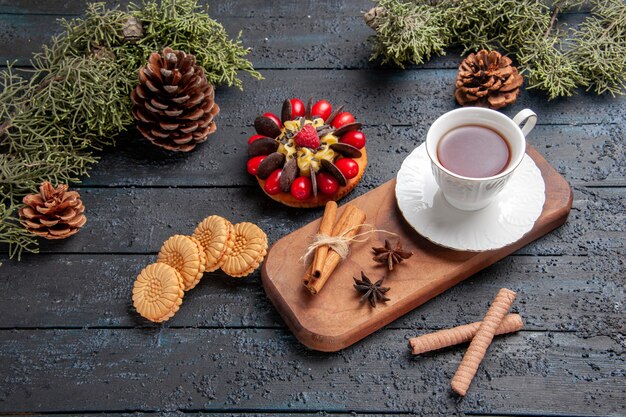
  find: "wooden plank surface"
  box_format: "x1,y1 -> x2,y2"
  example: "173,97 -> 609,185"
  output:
81,124 -> 625,188
1,253 -> 623,336
0,4 -> 593,70
0,0 -> 624,415
0,415 -> 383,417
0,0 -> 375,17
0,329 -> 623,415
1,66 -> 622,126
8,186 -> 619,256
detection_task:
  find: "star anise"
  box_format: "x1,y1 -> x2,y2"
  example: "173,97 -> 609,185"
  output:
353,272 -> 390,308
372,239 -> 413,271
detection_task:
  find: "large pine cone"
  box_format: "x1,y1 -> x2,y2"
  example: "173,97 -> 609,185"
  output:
18,182 -> 87,240
455,50 -> 523,110
131,48 -> 220,152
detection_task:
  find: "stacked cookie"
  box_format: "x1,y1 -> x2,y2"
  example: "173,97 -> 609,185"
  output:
132,215 -> 268,323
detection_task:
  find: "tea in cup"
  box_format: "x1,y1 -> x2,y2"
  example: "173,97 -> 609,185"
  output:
425,108 -> 537,211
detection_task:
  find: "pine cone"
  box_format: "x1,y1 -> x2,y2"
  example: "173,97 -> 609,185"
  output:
130,48 -> 220,152
455,50 -> 523,110
364,6 -> 385,30
122,16 -> 143,44
18,182 -> 87,240
90,44 -> 116,61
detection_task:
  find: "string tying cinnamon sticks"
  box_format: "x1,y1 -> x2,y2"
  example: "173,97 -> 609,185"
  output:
409,313 -> 523,355
304,204 -> 366,294
302,202 -> 399,295
300,226 -> 398,266
302,232 -> 352,267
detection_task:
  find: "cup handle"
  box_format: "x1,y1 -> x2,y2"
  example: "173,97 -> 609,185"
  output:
512,109 -> 537,137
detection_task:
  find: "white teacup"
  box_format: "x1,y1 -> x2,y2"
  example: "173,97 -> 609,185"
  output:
425,107 -> 537,211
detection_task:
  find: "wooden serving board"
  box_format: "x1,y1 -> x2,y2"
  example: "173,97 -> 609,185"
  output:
261,146 -> 573,352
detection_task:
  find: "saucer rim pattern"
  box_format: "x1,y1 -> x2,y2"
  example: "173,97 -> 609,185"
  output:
395,144 -> 546,252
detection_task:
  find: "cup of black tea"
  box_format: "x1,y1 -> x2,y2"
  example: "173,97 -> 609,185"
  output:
425,108 -> 537,211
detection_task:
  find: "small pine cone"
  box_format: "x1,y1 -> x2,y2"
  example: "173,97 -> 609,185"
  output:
122,16 -> 143,44
90,44 -> 116,61
455,50 -> 523,110
364,6 -> 385,30
18,182 -> 87,240
131,48 -> 220,152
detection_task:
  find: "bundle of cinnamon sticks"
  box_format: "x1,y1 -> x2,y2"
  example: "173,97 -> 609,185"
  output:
303,202 -> 366,294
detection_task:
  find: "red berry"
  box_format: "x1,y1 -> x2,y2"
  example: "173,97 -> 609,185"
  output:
248,134 -> 265,144
290,98 -> 305,118
316,172 -> 339,195
311,100 -> 332,121
264,169 -> 282,195
334,158 -> 359,179
290,176 -> 312,200
247,155 -> 266,175
339,131 -> 366,149
263,112 -> 282,128
331,112 -> 355,128
294,124 -> 321,149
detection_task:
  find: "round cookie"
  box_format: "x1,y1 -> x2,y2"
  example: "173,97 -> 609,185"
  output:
192,215 -> 233,272
132,262 -> 184,323
220,222 -> 268,278
158,235 -> 206,291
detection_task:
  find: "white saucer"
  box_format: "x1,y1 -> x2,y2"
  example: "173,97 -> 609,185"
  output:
395,144 -> 546,252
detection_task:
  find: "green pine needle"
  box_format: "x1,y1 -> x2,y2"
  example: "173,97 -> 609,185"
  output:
366,0 -> 626,99
0,0 -> 261,260
123,0 -> 262,89
370,0 -> 452,67
570,0 -> 626,96
0,198 -> 38,261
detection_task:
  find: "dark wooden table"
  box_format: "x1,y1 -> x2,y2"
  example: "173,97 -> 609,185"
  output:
1,1 -> 624,416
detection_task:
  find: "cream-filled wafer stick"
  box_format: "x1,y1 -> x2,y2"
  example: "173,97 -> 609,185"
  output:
409,314 -> 523,355
451,288 -> 517,396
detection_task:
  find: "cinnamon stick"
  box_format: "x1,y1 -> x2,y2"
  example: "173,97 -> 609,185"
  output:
305,204 -> 366,294
311,201 -> 338,278
409,313 -> 523,355
451,288 -> 517,396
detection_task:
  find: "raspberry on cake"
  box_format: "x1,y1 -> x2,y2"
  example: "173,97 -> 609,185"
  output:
294,124 -> 321,149
246,98 -> 368,208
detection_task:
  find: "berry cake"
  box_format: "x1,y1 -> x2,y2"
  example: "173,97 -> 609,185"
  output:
246,98 -> 368,208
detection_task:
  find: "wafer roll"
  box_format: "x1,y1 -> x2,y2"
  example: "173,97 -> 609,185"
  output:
409,314 -> 523,355
451,288 -> 517,396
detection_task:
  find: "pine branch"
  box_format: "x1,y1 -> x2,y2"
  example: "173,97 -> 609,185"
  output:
123,0 -> 263,89
0,198 -> 38,261
569,0 -> 626,96
365,0 -> 626,98
519,36 -> 586,99
0,0 -> 261,260
367,0 -> 453,67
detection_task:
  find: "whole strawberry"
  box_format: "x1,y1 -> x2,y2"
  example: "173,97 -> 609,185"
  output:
294,124 -> 321,149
